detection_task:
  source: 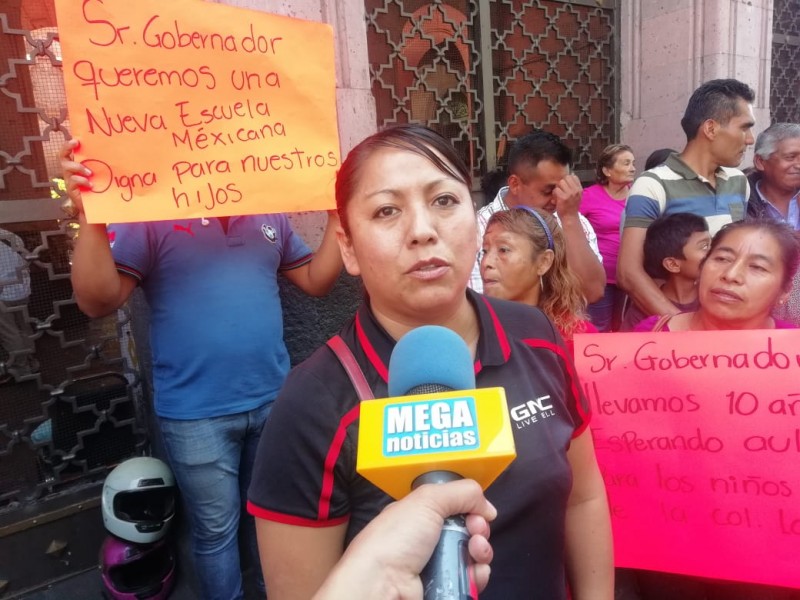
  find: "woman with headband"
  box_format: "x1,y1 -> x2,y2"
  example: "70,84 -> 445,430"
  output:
481,206 -> 596,356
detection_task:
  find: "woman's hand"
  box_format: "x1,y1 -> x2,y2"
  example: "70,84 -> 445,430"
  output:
59,139 -> 93,220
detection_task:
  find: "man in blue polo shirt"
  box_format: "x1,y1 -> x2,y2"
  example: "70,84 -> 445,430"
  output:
61,140 -> 342,600
618,78 -> 755,318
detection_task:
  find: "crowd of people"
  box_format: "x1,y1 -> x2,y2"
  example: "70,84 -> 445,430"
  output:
56,75 -> 800,600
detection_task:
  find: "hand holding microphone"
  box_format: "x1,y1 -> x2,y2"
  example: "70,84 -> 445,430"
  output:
313,479 -> 496,600
357,326 -> 516,599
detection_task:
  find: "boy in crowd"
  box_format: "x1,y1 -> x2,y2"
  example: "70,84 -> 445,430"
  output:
620,213 -> 711,331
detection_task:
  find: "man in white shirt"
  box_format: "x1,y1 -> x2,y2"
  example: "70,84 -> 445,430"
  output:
0,229 -> 37,384
470,130 -> 605,302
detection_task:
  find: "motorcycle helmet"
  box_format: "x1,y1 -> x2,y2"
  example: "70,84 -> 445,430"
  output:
102,457 -> 176,543
100,535 -> 176,600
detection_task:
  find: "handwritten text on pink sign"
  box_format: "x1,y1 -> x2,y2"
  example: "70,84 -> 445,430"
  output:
575,329 -> 800,589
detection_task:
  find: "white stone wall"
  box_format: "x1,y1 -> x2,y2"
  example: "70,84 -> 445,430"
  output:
620,0 -> 774,170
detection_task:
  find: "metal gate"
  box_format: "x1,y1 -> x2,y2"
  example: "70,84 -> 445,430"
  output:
1,2 -> 146,595
364,0 -> 618,188
771,0 -> 799,123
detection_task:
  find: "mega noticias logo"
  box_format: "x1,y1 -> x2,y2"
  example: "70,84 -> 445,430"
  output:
383,397 -> 479,456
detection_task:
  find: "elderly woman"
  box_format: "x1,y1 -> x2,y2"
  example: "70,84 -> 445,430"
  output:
480,206 -> 596,356
635,218 -> 798,332
581,144 -> 636,331
247,125 -> 613,600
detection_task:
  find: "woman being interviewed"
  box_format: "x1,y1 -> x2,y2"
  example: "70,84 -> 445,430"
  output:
247,125 -> 613,599
635,218 -> 799,332
480,206 -> 596,357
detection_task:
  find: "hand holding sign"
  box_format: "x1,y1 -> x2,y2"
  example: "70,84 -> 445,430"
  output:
55,0 -> 340,223
59,139 -> 92,219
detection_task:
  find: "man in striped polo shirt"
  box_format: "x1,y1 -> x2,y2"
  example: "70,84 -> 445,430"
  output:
617,78 -> 755,318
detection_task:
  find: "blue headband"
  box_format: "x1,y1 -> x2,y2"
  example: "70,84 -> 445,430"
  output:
514,206 -> 554,251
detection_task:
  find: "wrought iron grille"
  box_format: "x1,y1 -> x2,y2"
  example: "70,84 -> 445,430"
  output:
488,0 -> 615,175
364,0 -> 617,186
770,0 -> 799,123
365,0 -> 486,181
0,5 -> 144,519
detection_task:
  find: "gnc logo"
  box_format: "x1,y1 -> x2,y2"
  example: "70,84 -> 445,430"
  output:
510,395 -> 554,423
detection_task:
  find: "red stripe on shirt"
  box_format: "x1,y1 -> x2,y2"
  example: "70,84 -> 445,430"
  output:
279,253 -> 313,271
480,297 -> 511,360
355,312 -> 389,383
115,264 -> 143,282
247,501 -> 348,527
522,338 -> 591,436
318,403 -> 361,520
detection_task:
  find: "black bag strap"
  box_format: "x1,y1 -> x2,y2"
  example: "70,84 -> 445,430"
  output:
326,335 -> 375,401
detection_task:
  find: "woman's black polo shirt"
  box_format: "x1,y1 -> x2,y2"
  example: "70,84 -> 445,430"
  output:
248,290 -> 590,599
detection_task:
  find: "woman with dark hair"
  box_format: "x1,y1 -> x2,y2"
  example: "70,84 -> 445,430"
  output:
480,206 -> 596,356
247,125 -> 613,600
581,143 -> 636,331
635,218 -> 799,332
632,219 -> 798,599
643,147 -> 677,171
480,165 -> 508,206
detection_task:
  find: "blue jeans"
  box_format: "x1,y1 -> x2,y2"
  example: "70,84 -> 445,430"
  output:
588,284 -> 625,332
159,402 -> 271,600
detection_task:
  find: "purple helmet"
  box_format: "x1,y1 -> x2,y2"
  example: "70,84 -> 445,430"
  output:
100,535 -> 176,600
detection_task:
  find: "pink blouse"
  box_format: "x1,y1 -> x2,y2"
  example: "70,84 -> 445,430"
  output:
581,183 -> 626,284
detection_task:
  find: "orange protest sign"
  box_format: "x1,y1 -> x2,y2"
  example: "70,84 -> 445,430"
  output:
55,0 -> 339,224
575,330 -> 800,589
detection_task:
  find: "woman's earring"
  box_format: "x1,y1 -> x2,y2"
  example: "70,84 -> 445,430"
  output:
539,275 -> 545,292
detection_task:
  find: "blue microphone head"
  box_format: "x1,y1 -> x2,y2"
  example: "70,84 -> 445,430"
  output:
388,326 -> 476,396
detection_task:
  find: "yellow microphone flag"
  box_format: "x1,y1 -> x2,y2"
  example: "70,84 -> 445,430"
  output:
357,387 -> 516,500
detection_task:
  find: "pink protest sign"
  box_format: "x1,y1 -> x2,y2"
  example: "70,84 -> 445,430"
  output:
575,329 -> 800,589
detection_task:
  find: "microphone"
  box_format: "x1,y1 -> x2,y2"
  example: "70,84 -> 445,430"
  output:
357,326 -> 516,599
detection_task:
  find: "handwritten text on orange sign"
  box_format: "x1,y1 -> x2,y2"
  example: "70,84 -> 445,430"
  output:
56,0 -> 339,223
